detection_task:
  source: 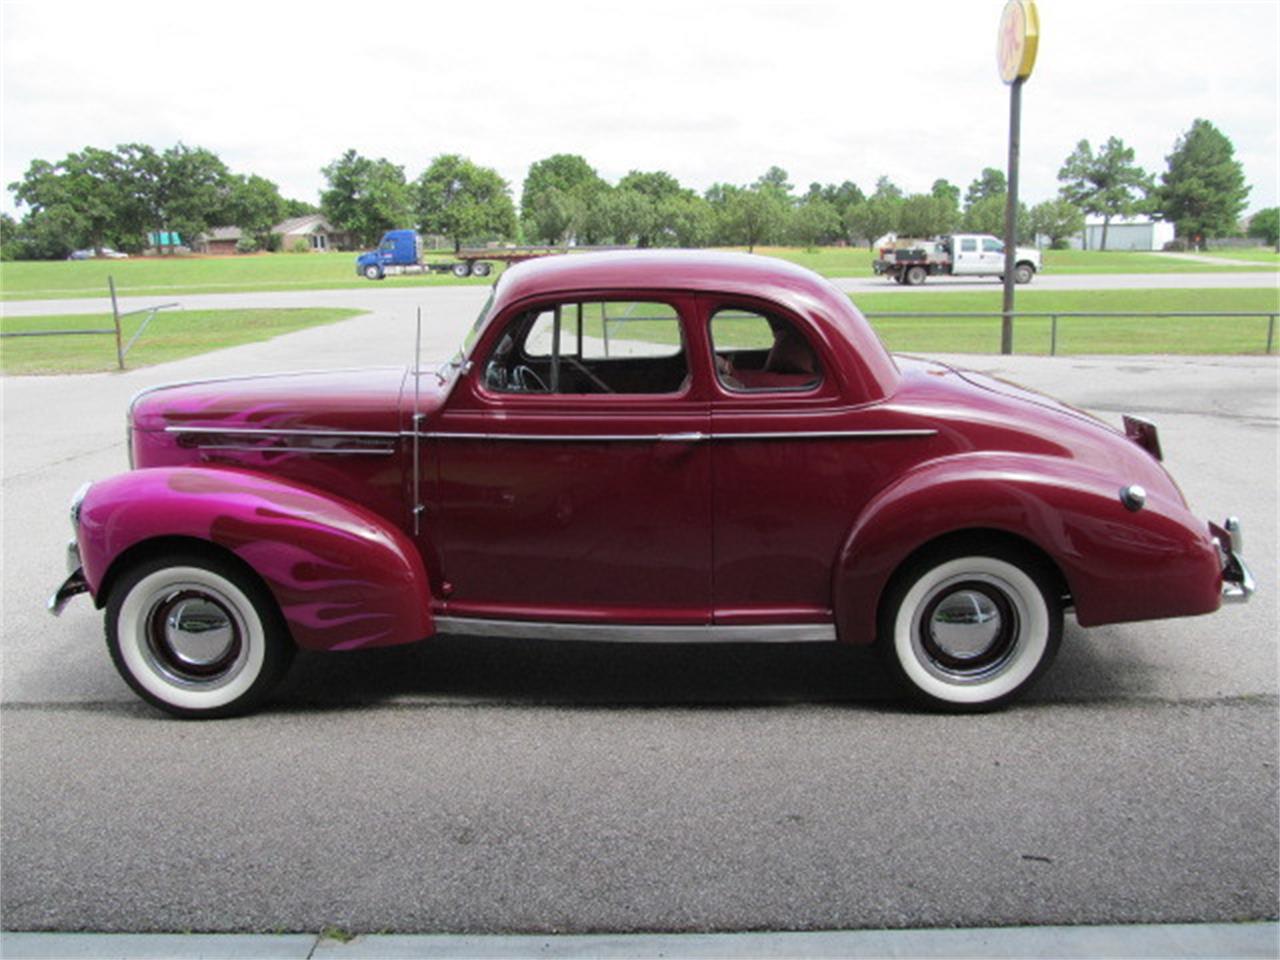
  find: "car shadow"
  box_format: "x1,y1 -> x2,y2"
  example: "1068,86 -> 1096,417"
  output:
266,620 -> 1161,715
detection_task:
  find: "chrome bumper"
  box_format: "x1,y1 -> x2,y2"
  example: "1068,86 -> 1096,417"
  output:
48,539 -> 88,616
1211,517 -> 1255,604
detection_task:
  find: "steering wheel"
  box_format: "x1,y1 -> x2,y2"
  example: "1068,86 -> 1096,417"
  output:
511,364 -> 548,392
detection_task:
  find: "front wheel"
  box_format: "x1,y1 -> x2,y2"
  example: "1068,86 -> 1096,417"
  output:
878,545 -> 1062,710
1013,262 -> 1035,284
452,262 -> 472,278
106,553 -> 294,718
363,264 -> 383,281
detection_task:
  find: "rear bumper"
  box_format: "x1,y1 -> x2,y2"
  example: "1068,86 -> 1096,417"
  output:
1210,517 -> 1255,604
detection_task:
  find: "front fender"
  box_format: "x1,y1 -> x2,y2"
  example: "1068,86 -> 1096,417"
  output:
79,467 -> 432,651
832,453 -> 1221,644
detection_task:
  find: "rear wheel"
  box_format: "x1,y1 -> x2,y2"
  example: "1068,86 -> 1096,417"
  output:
878,544 -> 1062,710
905,265 -> 927,286
471,261 -> 491,277
106,553 -> 293,718
452,262 -> 472,277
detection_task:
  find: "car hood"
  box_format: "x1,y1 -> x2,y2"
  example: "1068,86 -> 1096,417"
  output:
129,367 -> 443,435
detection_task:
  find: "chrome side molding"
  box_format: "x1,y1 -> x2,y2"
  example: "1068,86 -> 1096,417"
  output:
433,617 -> 837,644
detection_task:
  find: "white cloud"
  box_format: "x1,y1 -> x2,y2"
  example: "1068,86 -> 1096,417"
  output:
2,0 -> 1276,217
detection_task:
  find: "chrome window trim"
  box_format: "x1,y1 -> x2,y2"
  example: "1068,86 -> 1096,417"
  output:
434,617 -> 836,644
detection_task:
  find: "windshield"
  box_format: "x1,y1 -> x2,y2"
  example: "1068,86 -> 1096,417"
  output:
438,287 -> 496,379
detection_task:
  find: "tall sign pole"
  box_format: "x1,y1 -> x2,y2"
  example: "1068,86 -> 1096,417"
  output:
997,0 -> 1039,354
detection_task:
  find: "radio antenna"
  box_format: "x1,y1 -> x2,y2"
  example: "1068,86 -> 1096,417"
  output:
412,307 -> 423,536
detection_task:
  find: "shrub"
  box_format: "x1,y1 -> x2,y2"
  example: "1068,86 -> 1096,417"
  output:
1162,239 -> 1188,252
291,237 -> 311,253
235,236 -> 259,254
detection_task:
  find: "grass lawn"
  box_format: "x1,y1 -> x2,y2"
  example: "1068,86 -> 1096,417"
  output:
0,252 -> 495,301
852,287 -> 1279,356
3,245 -> 1276,301
1,307 -> 364,374
1192,247 -> 1280,264
720,246 -> 1278,278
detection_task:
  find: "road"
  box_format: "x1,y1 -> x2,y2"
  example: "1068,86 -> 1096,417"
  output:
2,266 -> 1277,320
1,282 -> 1276,934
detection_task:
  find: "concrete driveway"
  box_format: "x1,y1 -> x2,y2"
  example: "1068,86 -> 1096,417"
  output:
1,285 -> 1276,933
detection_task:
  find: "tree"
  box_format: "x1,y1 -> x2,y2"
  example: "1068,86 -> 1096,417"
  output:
930,179 -> 961,233
962,194 -> 1031,242
613,170 -> 690,247
964,168 -> 1007,208
659,194 -> 714,247
1030,199 -> 1085,249
897,194 -> 951,238
520,154 -> 604,244
321,149 -> 411,247
722,187 -> 788,252
1057,137 -> 1153,250
282,197 -> 319,217
790,198 -> 842,248
9,148 -> 132,254
0,212 -> 20,260
414,154 -> 516,252
1246,207 -> 1278,248
754,166 -> 794,200
846,194 -> 901,249
1157,119 -> 1250,246
871,175 -> 903,202
226,174 -> 284,249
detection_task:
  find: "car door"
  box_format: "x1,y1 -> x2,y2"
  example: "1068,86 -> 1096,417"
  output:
704,296 -> 867,629
980,236 -> 1006,274
951,236 -> 983,274
427,294 -> 713,625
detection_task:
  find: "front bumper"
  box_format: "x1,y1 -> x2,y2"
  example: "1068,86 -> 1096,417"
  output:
48,539 -> 88,615
1210,517 -> 1255,604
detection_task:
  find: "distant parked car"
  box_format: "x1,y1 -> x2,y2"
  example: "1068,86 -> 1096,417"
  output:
49,251 -> 1253,717
67,248 -> 128,260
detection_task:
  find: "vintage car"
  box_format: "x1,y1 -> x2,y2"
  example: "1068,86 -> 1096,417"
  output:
50,251 -> 1253,717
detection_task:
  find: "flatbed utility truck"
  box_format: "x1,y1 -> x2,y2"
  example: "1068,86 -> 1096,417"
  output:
873,233 -> 1041,285
356,230 -> 561,280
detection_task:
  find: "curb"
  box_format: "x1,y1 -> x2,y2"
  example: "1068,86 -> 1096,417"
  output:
3,923 -> 1278,959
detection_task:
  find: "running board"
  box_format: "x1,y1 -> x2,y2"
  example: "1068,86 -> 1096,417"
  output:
433,617 -> 836,644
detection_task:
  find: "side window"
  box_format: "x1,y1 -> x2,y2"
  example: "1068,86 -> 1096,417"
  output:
484,301 -> 687,395
983,238 -> 1004,253
960,238 -> 978,253
709,308 -> 822,392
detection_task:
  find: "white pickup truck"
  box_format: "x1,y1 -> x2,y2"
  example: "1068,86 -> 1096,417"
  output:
873,233 -> 1041,285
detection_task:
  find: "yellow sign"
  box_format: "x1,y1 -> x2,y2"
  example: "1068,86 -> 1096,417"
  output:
997,0 -> 1040,83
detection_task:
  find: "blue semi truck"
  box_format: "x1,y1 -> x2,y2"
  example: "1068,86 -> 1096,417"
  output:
356,230 -> 558,280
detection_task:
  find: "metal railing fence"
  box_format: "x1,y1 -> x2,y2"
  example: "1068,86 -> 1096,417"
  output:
1,277 -> 179,369
859,310 -> 1277,355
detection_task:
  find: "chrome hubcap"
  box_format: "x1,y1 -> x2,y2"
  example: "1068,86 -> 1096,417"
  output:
928,590 -> 1003,660
165,598 -> 236,667
914,578 -> 1020,682
143,586 -> 247,687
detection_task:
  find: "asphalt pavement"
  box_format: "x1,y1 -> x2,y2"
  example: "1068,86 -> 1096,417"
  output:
1,280 -> 1276,937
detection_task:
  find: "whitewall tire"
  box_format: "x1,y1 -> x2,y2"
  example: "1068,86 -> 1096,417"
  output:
106,554 -> 293,718
879,547 -> 1062,710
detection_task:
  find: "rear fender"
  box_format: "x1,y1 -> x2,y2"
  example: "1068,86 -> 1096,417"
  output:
79,467 -> 431,651
832,453 -> 1221,644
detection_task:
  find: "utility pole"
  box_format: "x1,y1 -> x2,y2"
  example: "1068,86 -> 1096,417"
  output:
997,0 -> 1039,355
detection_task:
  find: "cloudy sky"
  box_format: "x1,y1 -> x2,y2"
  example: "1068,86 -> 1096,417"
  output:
2,0 -> 1276,217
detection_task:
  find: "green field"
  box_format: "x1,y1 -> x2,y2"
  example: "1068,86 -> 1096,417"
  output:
851,287 -> 1279,356
2,244 -> 1276,301
728,246 -> 1279,278
1,307 -> 364,374
0,252 -> 495,301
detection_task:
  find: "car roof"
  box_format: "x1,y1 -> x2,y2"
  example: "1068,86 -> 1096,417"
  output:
489,250 -> 901,402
